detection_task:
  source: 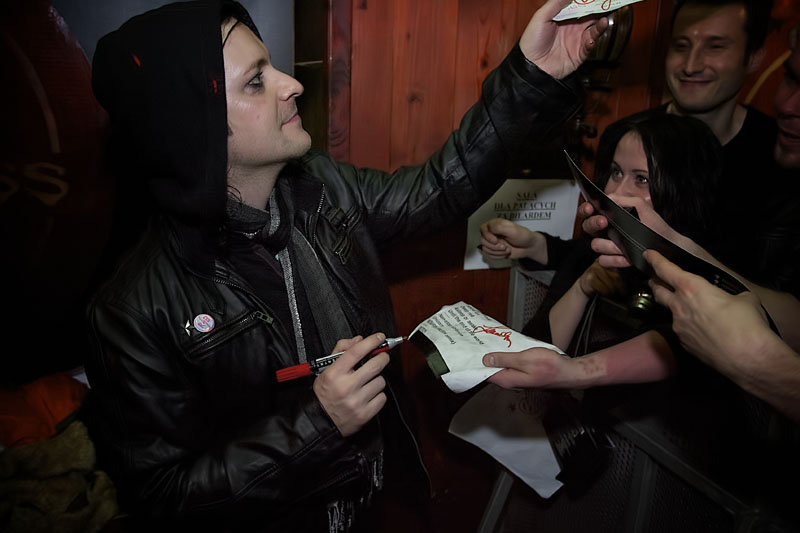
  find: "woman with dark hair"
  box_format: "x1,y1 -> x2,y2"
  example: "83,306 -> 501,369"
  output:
593,111 -> 722,240
477,113 -> 798,532
479,111 -> 723,387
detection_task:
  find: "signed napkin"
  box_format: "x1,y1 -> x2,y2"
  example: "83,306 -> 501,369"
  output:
409,301 -> 565,393
553,0 -> 644,21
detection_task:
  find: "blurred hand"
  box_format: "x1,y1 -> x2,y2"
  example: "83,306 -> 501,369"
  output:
519,0 -> 609,79
313,333 -> 389,437
578,259 -> 623,297
479,218 -> 546,263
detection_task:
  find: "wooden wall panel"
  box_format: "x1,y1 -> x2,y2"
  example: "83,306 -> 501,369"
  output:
347,2 -> 548,530
350,0 -> 394,169
452,0 -> 520,128
327,0 -> 352,161
389,0 -> 460,167
342,0 -> 666,530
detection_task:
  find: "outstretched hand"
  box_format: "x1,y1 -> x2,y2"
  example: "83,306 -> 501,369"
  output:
520,0 -> 609,79
313,333 -> 390,437
483,347 -> 570,389
645,250 -> 770,375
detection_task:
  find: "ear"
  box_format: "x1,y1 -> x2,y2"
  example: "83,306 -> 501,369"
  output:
746,46 -> 766,74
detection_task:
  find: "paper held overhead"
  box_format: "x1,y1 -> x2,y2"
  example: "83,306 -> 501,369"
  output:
553,0 -> 645,21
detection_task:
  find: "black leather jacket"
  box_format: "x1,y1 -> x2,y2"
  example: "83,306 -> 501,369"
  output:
85,29 -> 580,528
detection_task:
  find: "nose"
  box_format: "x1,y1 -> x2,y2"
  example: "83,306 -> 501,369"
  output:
683,46 -> 704,75
605,176 -> 637,197
276,69 -> 304,101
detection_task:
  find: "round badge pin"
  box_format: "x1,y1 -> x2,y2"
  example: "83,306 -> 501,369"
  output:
193,314 -> 215,333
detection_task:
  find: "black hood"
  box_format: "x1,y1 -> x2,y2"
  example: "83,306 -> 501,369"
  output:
92,0 -> 260,225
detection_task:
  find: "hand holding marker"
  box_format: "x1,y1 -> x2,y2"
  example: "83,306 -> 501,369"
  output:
276,336 -> 407,382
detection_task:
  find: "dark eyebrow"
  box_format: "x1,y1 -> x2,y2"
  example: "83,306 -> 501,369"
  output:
707,36 -> 733,45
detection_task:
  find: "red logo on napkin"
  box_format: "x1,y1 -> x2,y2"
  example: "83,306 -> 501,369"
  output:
472,325 -> 513,347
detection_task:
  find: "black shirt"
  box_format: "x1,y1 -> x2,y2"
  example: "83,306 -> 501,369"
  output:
655,104 -> 800,295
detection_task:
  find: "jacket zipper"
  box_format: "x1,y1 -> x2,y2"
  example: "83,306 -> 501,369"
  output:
210,273 -> 295,353
187,310 -> 273,358
311,184 -> 325,249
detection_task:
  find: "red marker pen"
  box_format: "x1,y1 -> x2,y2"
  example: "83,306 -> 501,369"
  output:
276,336 -> 406,382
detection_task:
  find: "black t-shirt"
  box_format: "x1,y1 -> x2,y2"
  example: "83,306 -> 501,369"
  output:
654,104 -> 800,295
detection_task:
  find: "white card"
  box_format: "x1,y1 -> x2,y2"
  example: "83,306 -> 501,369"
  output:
553,0 -> 644,21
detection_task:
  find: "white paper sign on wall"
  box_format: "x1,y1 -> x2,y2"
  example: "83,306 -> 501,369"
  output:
464,179 -> 580,271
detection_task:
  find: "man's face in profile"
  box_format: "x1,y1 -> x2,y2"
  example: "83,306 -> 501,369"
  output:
665,3 -> 757,114
223,20 -> 312,175
775,30 -> 800,169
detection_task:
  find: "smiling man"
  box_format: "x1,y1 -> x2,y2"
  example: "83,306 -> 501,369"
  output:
665,0 -> 771,144
648,0 -> 800,293
644,26 -> 800,424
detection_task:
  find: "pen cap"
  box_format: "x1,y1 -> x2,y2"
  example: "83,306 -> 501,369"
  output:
276,363 -> 312,382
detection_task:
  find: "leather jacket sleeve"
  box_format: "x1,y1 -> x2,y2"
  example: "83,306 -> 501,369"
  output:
304,43 -> 581,247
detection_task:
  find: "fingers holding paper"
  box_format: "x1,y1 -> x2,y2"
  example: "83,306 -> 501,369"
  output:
644,250 -> 769,371
646,250 -> 800,422
580,194 -> 696,268
520,0 -> 609,80
313,332 -> 390,437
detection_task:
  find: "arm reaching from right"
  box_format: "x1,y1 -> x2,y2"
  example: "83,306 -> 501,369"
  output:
646,250 -> 800,422
484,330 -> 675,390
579,196 -> 800,350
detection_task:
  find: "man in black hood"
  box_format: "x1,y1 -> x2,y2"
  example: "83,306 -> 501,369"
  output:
85,0 -> 606,529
